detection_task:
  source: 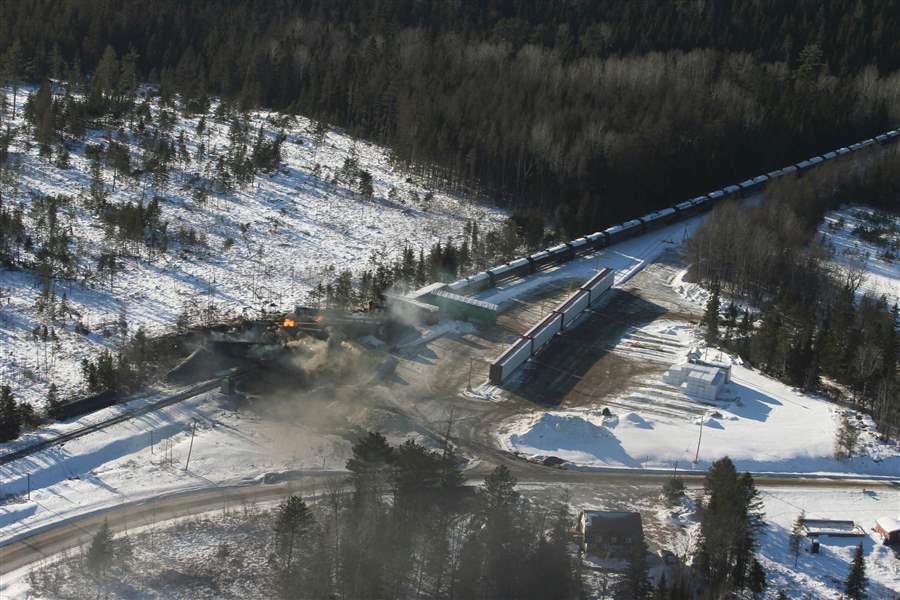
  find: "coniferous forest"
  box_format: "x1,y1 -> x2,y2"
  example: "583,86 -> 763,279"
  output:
2,0 -> 900,235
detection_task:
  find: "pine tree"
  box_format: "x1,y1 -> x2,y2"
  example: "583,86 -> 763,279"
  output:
86,520 -> 115,577
626,537 -> 652,599
0,385 -> 21,442
844,544 -> 868,600
704,285 -> 720,343
273,495 -> 314,570
789,510 -> 805,567
653,573 -> 667,600
747,558 -> 766,598
835,414 -> 859,459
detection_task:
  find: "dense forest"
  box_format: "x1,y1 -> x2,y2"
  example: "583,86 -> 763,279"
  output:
2,0 -> 900,234
689,152 -> 899,436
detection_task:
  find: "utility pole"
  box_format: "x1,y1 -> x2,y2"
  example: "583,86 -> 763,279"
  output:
467,358 -> 474,391
694,414 -> 706,463
184,420 -> 197,471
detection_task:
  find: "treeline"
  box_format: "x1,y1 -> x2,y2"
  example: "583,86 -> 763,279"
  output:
3,1 -> 900,236
689,155 -> 900,436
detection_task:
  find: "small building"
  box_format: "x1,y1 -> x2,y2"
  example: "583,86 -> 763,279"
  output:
875,517 -> 900,545
577,510 -> 644,558
801,519 -> 866,539
663,362 -> 727,401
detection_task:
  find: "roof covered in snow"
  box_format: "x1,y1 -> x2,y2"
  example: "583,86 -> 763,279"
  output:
877,517 -> 900,533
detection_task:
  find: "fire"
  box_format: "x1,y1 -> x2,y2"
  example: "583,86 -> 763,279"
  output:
314,315 -> 325,324
283,317 -> 296,328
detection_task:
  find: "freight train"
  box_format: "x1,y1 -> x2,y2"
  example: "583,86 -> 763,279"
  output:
448,128 -> 900,297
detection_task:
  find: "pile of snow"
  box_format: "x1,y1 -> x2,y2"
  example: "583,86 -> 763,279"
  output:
0,86 -> 505,408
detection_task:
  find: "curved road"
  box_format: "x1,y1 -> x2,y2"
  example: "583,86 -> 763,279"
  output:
1,456 -> 895,584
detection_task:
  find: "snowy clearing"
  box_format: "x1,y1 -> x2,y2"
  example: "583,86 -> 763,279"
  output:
498,320 -> 900,477
0,388 -> 348,545
819,205 -> 899,311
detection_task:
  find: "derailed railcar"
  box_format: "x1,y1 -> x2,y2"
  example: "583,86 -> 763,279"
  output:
581,268 -> 615,305
488,337 -> 532,384
524,312 -> 563,356
555,289 -> 590,329
49,390 -> 118,421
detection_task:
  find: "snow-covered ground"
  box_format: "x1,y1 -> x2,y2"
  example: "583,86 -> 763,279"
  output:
819,205 -> 899,312
0,387 -> 349,545
656,486 -> 900,598
757,487 -> 900,598
0,85 -> 505,408
499,319 -> 900,477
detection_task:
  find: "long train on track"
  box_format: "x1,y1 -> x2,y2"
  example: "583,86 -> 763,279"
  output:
447,129 -> 900,296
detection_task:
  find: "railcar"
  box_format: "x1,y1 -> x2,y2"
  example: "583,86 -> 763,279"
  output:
567,237 -> 591,255
49,391 -> 117,421
584,231 -> 607,249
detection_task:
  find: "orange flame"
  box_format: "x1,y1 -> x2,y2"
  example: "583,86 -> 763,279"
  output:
283,318 -> 296,328
314,315 -> 325,324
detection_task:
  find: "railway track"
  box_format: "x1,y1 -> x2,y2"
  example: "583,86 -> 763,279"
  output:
0,374 -> 238,467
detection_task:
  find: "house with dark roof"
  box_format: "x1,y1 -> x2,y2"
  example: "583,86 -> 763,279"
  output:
577,510 -> 644,558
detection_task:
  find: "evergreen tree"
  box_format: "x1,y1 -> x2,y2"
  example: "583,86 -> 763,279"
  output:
0,385 -> 21,442
626,536 -> 652,599
789,510 -> 805,568
46,382 -> 61,413
86,520 -> 116,578
845,544 -> 868,600
704,285 -> 720,343
273,495 -> 314,570
747,558 -> 766,598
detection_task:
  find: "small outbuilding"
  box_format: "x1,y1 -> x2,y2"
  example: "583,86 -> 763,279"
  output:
663,362 -> 728,402
875,517 -> 900,545
577,511 -> 644,558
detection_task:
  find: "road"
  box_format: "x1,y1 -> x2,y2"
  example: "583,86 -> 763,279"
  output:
1,461 -> 894,584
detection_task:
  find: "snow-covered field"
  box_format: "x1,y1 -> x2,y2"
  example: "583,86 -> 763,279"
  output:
0,86 -> 505,408
655,486 -> 900,598
499,318 -> 900,477
819,206 -> 899,312
0,387 -> 348,545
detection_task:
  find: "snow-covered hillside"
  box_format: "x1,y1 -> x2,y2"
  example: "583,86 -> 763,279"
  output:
0,86 -> 505,409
